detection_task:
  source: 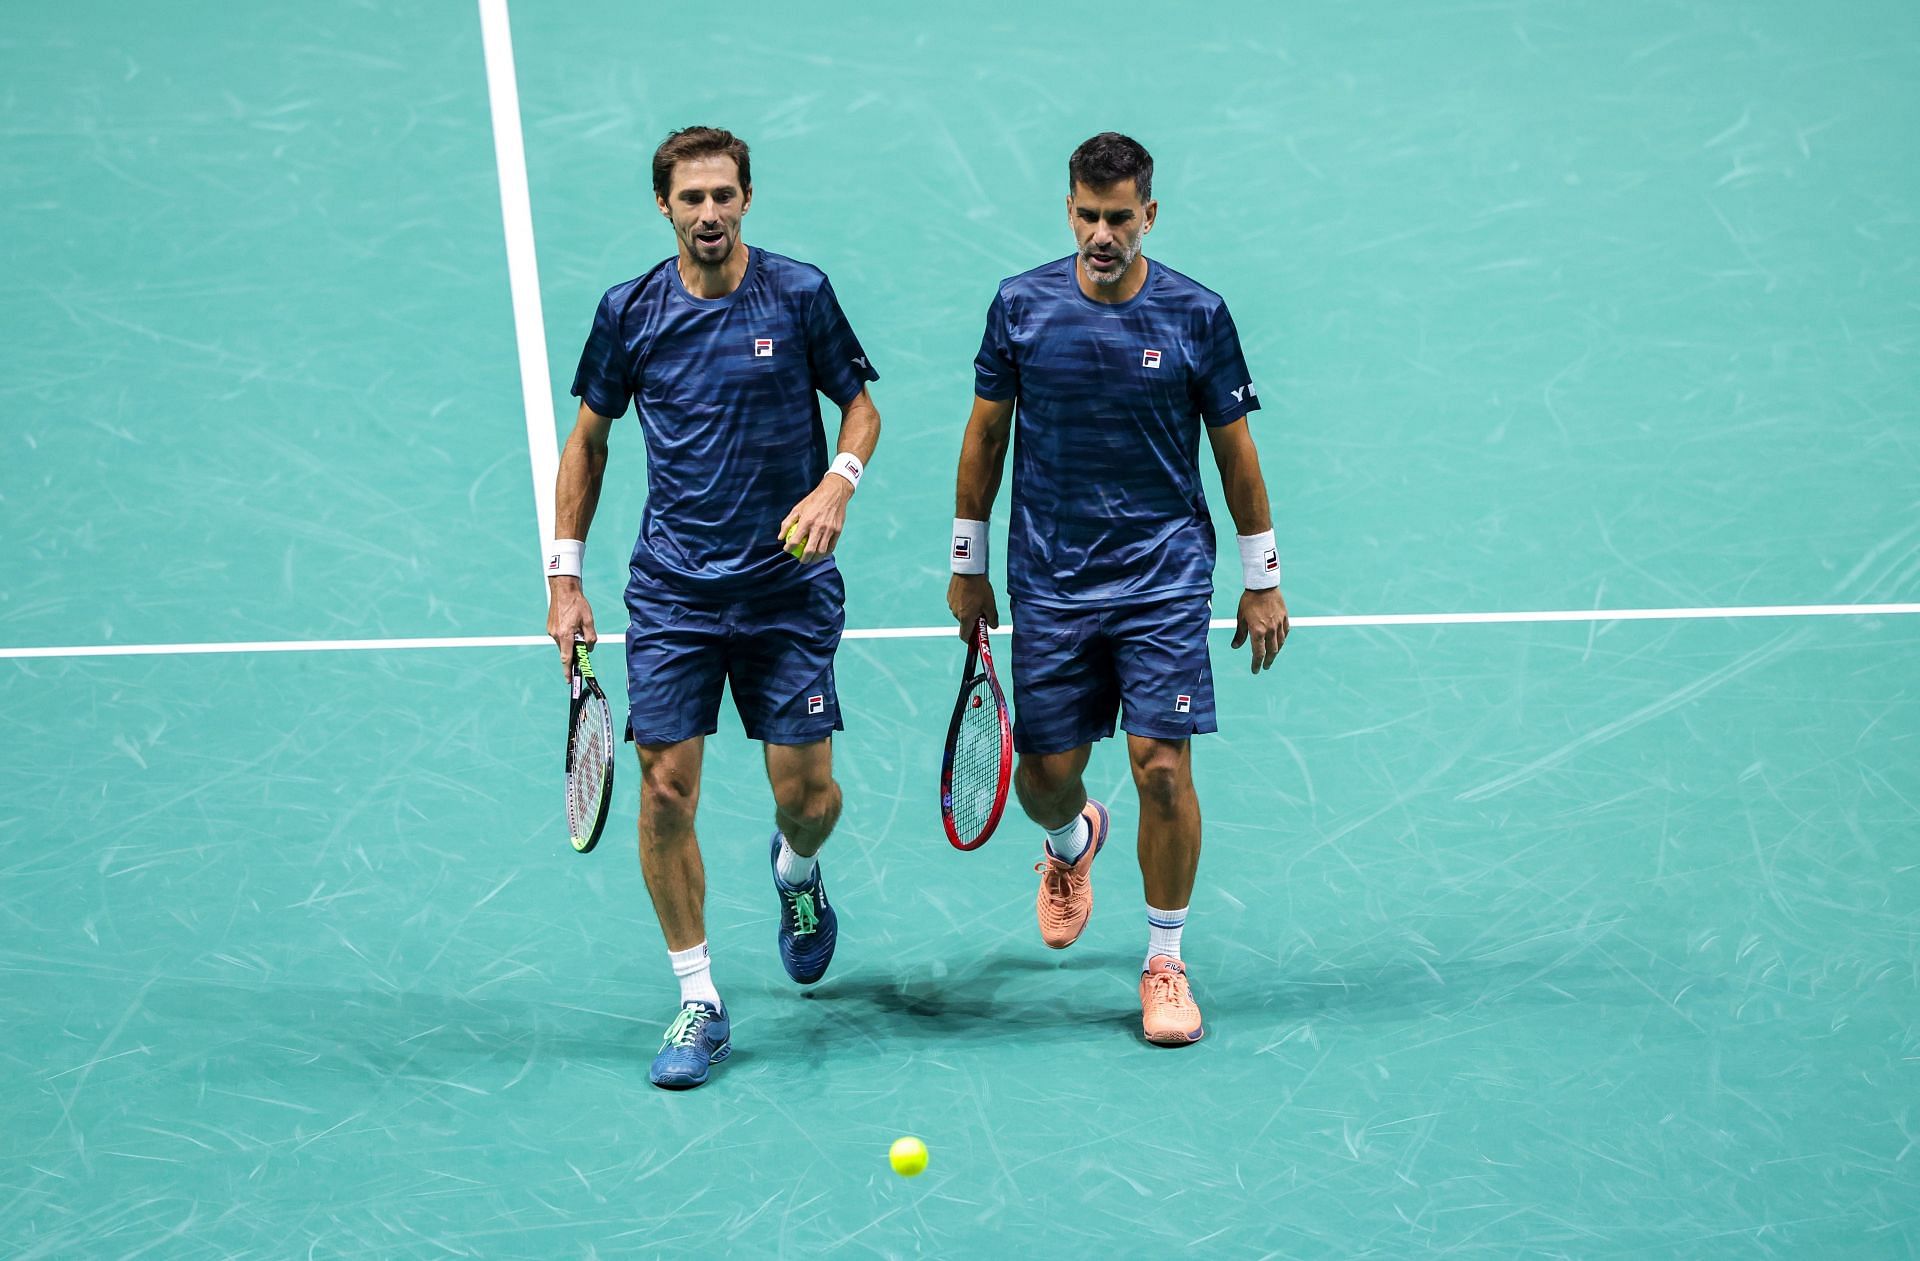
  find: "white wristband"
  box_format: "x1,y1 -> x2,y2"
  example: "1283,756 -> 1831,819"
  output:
951,518 -> 988,574
827,452 -> 864,492
1237,530 -> 1280,589
546,538 -> 584,579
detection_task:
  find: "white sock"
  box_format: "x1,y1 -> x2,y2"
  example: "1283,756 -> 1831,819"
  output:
1044,813 -> 1090,864
774,833 -> 818,886
1146,904 -> 1187,969
668,941 -> 721,1009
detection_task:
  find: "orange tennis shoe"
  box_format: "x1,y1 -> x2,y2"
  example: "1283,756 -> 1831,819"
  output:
1140,955 -> 1204,1045
1034,799 -> 1109,949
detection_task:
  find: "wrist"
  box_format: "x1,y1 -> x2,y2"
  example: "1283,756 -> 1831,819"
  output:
545,538 -> 585,579
1236,530 -> 1279,589
951,518 -> 988,574
826,451 -> 864,493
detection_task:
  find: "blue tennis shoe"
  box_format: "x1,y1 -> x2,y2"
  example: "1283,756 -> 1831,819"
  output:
649,1000 -> 730,1090
770,832 -> 839,985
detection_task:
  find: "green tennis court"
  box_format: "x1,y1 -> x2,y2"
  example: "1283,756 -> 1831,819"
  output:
3,2 -> 1916,1256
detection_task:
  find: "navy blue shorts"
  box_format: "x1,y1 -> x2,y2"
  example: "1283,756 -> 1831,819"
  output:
623,571 -> 844,747
1009,594 -> 1217,755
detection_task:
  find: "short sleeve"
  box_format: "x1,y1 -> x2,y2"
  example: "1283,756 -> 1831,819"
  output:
1191,302 -> 1261,427
570,290 -> 633,419
972,290 -> 1018,402
805,277 -> 879,407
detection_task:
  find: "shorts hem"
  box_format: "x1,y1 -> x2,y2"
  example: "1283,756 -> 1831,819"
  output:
748,719 -> 845,747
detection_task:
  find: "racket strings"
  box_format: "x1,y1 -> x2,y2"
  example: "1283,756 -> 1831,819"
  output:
568,697 -> 613,831
948,678 -> 1007,841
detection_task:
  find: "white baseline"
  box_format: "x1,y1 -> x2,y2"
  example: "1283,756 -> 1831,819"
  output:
3,603 -> 1916,661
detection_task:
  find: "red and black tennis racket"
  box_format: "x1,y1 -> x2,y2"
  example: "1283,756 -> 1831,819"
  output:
565,642 -> 614,854
940,617 -> 1012,851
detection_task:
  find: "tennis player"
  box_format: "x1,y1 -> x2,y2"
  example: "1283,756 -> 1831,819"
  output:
546,127 -> 881,1089
947,132 -> 1287,1045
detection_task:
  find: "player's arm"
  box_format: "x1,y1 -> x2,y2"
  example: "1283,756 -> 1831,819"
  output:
947,395 -> 1015,639
1206,417 -> 1290,673
546,402 -> 616,677
778,387 -> 881,564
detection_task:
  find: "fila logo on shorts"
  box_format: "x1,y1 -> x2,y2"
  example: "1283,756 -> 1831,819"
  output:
1230,382 -> 1258,403
754,338 -> 774,357
1174,695 -> 1192,714
1142,349 -> 1162,369
807,694 -> 825,715
952,536 -> 972,561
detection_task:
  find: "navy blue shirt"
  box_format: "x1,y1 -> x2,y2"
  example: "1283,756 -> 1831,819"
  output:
974,256 -> 1260,608
572,248 -> 877,597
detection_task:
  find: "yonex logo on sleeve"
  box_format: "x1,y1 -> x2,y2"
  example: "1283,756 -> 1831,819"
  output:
1142,349 -> 1162,369
1174,695 -> 1192,714
1230,383 -> 1257,403
807,694 -> 825,715
953,537 -> 972,560
754,338 -> 774,357
853,355 -> 868,371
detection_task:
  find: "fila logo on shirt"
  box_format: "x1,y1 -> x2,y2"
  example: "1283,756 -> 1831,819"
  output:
1230,382 -> 1258,403
1142,349 -> 1162,369
754,338 -> 774,357
807,694 -> 826,715
1174,694 -> 1192,714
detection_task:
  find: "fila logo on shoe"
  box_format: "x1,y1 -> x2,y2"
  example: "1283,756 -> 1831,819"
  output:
1174,695 -> 1192,714
754,338 -> 774,357
1142,349 -> 1162,369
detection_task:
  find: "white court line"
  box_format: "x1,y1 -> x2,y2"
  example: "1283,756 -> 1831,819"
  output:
478,0 -> 559,569
3,604 -> 1916,661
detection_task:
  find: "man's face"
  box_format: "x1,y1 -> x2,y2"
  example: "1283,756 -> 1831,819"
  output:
658,154 -> 751,265
1068,179 -> 1156,286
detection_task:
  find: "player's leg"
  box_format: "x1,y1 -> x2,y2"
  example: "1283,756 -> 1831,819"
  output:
762,737 -> 842,983
731,573 -> 846,984
1010,599 -> 1117,948
1112,595 -> 1215,1045
626,592 -> 731,1088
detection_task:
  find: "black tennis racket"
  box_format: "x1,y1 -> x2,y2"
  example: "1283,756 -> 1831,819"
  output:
940,617 -> 1012,851
565,642 -> 614,854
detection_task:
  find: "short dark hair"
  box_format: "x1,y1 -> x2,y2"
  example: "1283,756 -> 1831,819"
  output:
652,126 -> 751,201
1068,132 -> 1153,201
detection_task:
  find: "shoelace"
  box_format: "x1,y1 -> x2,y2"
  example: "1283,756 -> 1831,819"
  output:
661,1006 -> 705,1050
1144,968 -> 1189,1008
1034,859 -> 1077,903
786,888 -> 819,935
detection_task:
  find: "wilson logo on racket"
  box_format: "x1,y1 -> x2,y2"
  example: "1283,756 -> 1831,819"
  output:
1142,349 -> 1162,369
807,694 -> 825,715
754,338 -> 774,357
1175,695 -> 1192,714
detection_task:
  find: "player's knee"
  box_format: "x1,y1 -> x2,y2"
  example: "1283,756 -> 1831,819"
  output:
640,764 -> 700,829
1129,748 -> 1189,810
774,774 -> 840,834
1014,756 -> 1077,810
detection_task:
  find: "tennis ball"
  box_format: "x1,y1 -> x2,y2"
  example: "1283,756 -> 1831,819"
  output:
888,1136 -> 928,1178
784,524 -> 806,559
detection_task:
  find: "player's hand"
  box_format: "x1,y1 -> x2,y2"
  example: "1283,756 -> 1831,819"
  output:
777,476 -> 853,565
546,578 -> 597,680
948,574 -> 1000,641
1231,587 -> 1288,674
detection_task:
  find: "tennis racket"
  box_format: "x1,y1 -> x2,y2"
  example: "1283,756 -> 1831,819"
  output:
565,642 -> 615,854
939,617 -> 1013,851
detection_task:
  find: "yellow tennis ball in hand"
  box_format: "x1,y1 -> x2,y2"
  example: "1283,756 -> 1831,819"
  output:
784,524 -> 806,559
889,1136 -> 928,1177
